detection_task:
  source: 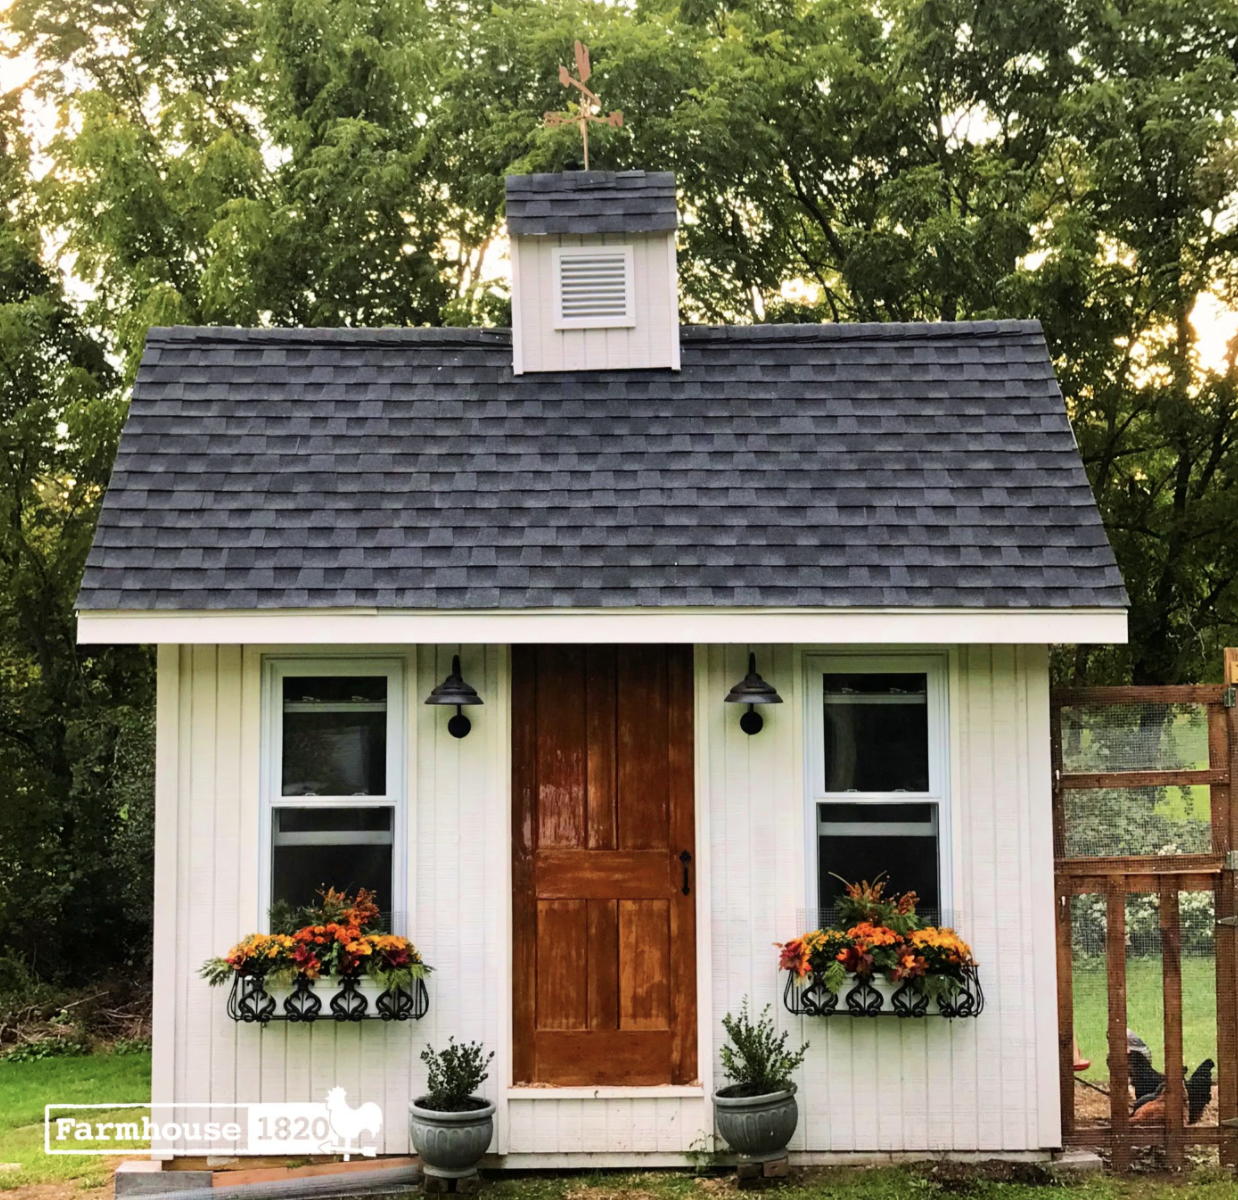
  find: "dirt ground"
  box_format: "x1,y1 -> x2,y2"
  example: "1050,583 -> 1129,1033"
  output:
1072,1078 -> 1220,1128
0,1185 -> 110,1200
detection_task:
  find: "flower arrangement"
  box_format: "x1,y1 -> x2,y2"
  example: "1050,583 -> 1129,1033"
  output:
778,874 -> 975,1002
200,889 -> 431,992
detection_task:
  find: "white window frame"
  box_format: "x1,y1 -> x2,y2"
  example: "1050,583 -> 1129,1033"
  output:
803,652 -> 951,923
260,657 -> 406,933
552,244 -> 636,329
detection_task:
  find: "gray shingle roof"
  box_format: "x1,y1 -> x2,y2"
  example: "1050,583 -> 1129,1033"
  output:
505,171 -> 678,235
77,320 -> 1127,612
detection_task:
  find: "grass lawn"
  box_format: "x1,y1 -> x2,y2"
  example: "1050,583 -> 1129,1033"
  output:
6,1051 -> 1238,1200
1071,955 -> 1216,1082
474,1169 -> 1238,1199
0,1050 -> 150,1192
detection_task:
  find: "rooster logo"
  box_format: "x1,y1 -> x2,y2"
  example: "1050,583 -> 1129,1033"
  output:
323,1088 -> 382,1160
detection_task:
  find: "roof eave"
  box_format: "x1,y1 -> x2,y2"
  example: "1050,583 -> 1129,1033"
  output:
75,605 -> 1129,647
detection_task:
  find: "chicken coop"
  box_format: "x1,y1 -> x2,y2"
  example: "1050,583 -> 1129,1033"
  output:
1051,649 -> 1238,1169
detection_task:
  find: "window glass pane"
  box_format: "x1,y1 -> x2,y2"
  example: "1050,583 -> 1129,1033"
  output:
817,825 -> 940,925
819,801 -> 935,828
823,672 -> 929,792
276,807 -> 392,834
282,675 -> 387,796
271,807 -> 393,913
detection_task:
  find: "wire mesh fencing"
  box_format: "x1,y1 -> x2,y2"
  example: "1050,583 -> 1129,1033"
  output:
1052,684 -> 1237,1171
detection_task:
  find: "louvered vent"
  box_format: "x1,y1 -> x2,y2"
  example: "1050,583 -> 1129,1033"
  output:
553,246 -> 635,329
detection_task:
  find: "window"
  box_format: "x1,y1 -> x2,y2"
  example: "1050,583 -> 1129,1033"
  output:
805,655 -> 949,925
552,246 -> 635,329
263,659 -> 405,927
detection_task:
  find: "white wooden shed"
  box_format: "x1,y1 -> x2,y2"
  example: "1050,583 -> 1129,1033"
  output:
77,170 -> 1127,1166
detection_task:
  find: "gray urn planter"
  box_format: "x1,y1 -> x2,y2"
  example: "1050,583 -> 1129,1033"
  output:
408,1097 -> 495,1178
713,1086 -> 798,1162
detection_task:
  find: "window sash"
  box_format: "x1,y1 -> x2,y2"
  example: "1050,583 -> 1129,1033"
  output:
818,810 -> 939,839
804,652 -> 951,923
809,654 -> 947,801
260,657 -> 406,931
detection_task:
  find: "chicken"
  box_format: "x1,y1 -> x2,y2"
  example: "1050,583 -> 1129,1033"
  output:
1187,1058 -> 1215,1125
325,1086 -> 383,1160
1128,1058 -> 1215,1126
1127,1030 -> 1164,1100
1130,1090 -> 1167,1125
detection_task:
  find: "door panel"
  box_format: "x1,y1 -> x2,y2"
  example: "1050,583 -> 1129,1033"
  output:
618,899 -> 671,1030
512,644 -> 697,1086
535,900 -> 587,1030
617,647 -> 669,849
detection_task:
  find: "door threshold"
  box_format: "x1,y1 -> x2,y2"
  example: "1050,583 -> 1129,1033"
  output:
507,1086 -> 706,1101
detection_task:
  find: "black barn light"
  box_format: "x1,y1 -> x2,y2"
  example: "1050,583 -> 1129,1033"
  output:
425,654 -> 484,738
724,652 -> 782,735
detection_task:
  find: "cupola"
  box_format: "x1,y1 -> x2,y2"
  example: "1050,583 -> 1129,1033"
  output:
505,170 -> 680,374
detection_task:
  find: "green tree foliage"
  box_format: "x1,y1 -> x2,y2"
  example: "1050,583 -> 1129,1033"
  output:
1,0 -> 1236,981
0,95 -> 154,980
0,0 -> 1232,864
10,0 -> 1236,682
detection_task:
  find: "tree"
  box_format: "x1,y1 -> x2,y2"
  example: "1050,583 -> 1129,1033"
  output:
0,94 -> 154,979
7,0 -> 1238,687
1032,0 -> 1238,683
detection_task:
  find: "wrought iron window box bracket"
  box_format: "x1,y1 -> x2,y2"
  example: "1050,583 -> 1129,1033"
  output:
783,966 -> 984,1018
226,974 -> 430,1025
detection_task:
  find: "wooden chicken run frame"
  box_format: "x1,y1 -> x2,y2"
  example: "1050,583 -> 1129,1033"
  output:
1051,650 -> 1238,1170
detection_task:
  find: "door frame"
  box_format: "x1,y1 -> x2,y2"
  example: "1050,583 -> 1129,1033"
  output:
508,644 -> 699,1087
500,644 -> 713,1102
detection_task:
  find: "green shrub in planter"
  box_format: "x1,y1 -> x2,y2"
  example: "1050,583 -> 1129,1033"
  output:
420,1039 -> 495,1113
409,1039 -> 496,1179
714,1000 -> 807,1162
719,1000 -> 807,1098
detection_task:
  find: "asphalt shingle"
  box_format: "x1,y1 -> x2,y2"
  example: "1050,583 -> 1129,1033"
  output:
505,171 -> 678,236
77,321 -> 1127,612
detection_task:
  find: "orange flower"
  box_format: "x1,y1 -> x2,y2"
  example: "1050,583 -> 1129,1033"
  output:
845,922 -> 902,947
777,937 -> 813,977
891,952 -> 927,981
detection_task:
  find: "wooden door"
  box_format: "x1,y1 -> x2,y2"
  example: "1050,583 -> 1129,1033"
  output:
512,645 -> 697,1086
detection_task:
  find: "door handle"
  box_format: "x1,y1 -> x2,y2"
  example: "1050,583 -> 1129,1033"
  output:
680,850 -> 692,896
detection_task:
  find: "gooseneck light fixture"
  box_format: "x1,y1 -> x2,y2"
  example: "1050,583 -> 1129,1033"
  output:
724,652 -> 782,735
425,654 -> 484,738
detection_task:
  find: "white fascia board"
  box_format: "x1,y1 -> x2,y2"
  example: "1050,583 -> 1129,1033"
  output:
76,606 -> 1128,646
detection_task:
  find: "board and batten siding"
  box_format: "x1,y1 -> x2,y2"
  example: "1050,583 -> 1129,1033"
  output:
153,641 -> 1057,1161
698,644 -> 1059,1155
510,232 -> 679,374
153,645 -> 510,1156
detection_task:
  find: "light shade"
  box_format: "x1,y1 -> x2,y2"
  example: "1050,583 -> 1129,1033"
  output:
425,654 -> 483,739
724,652 -> 781,735
425,655 -> 484,708
724,653 -> 783,706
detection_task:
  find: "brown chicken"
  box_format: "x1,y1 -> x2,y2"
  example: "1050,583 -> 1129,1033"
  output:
1130,1093 -> 1169,1125
1129,1059 -> 1215,1125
